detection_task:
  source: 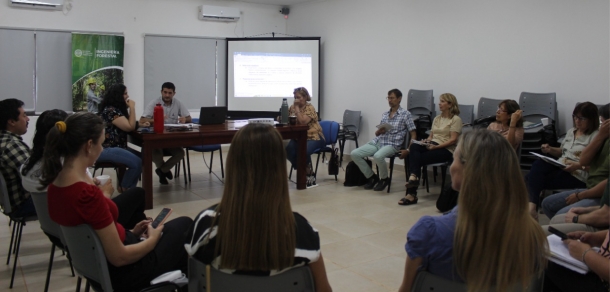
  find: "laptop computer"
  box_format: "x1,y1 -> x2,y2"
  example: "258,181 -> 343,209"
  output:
199,106 -> 227,125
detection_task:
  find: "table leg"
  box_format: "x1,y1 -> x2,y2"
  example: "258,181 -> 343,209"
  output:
142,143 -> 153,209
296,130 -> 307,190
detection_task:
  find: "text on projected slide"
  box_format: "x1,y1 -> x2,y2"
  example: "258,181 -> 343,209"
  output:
234,52 -> 312,98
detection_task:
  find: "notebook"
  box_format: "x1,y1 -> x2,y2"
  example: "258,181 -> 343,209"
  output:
198,106 -> 227,125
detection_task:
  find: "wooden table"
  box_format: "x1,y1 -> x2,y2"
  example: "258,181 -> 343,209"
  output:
129,124 -> 309,209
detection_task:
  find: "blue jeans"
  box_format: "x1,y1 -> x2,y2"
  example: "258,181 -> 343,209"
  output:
540,188 -> 600,219
97,147 -> 142,189
286,138 -> 326,169
350,141 -> 397,179
525,159 -> 586,208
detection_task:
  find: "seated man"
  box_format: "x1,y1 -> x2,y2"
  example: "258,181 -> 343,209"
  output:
140,82 -> 191,184
0,98 -> 35,217
350,89 -> 416,191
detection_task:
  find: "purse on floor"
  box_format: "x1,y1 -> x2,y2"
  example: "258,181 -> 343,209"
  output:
328,147 -> 339,175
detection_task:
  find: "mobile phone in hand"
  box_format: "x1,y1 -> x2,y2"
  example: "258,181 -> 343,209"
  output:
548,226 -> 568,240
151,208 -> 172,229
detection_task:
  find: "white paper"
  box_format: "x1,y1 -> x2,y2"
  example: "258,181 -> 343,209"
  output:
376,123 -> 393,131
530,152 -> 566,168
411,139 -> 429,146
547,235 -> 590,274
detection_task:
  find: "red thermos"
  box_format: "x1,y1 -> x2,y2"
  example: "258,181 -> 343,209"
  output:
153,103 -> 164,133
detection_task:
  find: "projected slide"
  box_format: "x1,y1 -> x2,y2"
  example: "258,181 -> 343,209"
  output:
234,52 -> 312,98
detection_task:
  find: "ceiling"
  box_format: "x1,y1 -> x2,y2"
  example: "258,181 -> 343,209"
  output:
220,0 -> 323,7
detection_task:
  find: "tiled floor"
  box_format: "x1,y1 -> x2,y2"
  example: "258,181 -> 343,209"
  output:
0,149 -> 548,291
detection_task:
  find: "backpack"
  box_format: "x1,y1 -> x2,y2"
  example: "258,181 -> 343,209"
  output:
343,160 -> 372,187
436,181 -> 459,212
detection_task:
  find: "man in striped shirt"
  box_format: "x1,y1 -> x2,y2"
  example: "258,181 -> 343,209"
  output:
0,99 -> 35,217
350,89 -> 416,191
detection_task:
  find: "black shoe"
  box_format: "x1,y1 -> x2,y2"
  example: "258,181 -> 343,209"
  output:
156,168 -> 169,185
373,178 -> 389,191
165,170 -> 173,180
364,174 -> 379,190
306,175 -> 318,188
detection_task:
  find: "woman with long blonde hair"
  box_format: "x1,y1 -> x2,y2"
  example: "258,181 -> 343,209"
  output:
399,129 -> 548,292
185,123 -> 332,292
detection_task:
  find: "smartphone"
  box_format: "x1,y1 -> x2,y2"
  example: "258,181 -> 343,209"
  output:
548,226 -> 568,240
151,208 -> 172,229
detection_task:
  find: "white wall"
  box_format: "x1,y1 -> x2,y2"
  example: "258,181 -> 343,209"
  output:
287,0 -> 609,156
0,0 -> 287,146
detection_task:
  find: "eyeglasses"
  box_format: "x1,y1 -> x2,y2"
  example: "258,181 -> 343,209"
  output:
572,115 -> 588,121
496,107 -> 507,113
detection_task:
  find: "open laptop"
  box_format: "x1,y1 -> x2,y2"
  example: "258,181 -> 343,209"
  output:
199,106 -> 227,125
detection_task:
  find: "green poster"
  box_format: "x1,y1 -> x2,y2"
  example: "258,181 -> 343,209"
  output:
71,33 -> 124,112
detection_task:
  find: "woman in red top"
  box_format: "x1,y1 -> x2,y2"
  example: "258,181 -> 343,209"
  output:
40,112 -> 192,291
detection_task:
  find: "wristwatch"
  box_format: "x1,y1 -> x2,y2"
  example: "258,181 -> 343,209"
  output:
572,215 -> 579,223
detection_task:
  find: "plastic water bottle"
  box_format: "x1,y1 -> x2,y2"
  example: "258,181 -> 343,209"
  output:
154,103 -> 164,133
281,98 -> 289,124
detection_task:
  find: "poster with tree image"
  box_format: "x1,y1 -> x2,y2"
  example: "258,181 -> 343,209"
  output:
72,33 -> 124,113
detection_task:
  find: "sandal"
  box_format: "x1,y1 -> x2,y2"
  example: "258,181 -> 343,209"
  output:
398,194 -> 418,205
405,174 -> 420,188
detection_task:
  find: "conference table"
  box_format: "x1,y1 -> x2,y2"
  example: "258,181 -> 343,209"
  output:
129,124 -> 309,209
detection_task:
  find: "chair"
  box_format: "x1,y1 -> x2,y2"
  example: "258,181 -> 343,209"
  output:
476,97 -> 504,121
382,132 -> 411,193
458,104 -> 474,126
30,192 -> 76,292
185,118 -> 224,183
407,89 -> 435,139
162,149 -> 188,185
313,120 -> 340,181
338,110 -> 362,166
188,257 -> 315,292
60,224 -> 181,292
290,120 -> 340,181
421,160 -> 451,193
518,92 -> 557,170
0,175 -> 38,289
411,271 -> 543,292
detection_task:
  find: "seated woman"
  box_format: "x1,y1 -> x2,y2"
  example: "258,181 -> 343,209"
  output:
41,112 -> 192,291
541,103 -> 610,220
285,87 -> 325,187
185,123 -> 332,292
21,109 -> 148,231
487,99 -> 524,149
401,93 -> 462,205
97,84 -> 146,193
398,130 -> 548,292
543,181 -> 610,292
526,102 -> 600,218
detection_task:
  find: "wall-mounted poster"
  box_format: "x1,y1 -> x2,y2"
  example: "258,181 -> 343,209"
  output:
71,33 -> 124,113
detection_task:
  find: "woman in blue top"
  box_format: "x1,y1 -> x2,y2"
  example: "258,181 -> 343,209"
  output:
398,130 -> 548,292
97,84 -> 147,192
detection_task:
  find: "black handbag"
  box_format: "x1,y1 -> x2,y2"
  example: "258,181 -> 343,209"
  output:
328,147 -> 339,175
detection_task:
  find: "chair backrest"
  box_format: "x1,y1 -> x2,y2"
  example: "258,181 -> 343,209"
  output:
411,271 -> 543,292
319,120 -> 340,145
518,92 -> 557,124
0,174 -> 12,215
188,257 -> 315,292
458,104 -> 474,125
342,110 -> 362,135
407,89 -> 435,118
30,192 -> 66,244
60,224 -> 113,292
476,97 -> 504,120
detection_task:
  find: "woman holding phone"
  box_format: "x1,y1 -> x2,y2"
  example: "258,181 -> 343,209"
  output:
41,112 -> 192,291
185,124 -> 332,292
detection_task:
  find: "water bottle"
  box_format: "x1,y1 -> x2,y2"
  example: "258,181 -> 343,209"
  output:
281,98 -> 289,124
153,103 -> 164,133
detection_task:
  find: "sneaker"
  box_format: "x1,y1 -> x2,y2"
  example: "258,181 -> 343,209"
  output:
373,178 -> 389,191
156,168 -> 169,185
363,174 -> 379,190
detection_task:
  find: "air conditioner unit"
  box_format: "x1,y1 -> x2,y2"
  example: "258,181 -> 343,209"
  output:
10,0 -> 63,10
198,5 -> 240,22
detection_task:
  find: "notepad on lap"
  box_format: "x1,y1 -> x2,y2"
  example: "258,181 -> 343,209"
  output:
376,123 -> 393,131
530,152 -> 566,169
547,235 -> 590,274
